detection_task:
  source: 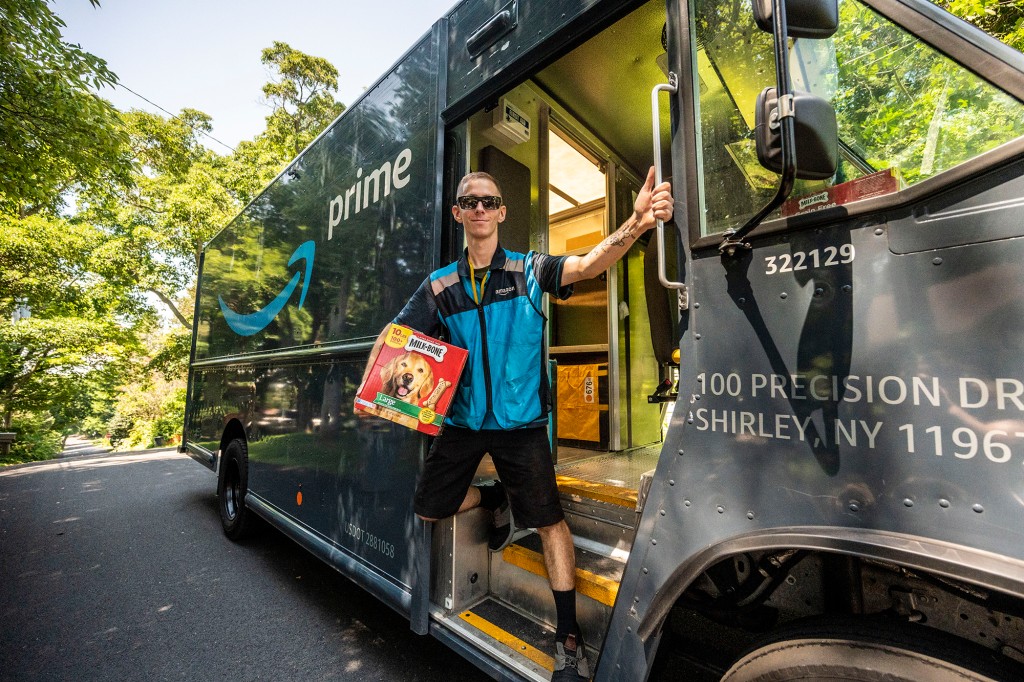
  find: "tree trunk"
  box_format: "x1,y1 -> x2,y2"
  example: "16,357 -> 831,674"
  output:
149,288 -> 192,328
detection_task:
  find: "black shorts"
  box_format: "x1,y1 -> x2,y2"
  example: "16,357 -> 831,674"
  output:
414,426 -> 564,529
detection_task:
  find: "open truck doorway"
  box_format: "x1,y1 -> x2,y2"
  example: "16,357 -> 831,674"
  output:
445,0 -> 680,673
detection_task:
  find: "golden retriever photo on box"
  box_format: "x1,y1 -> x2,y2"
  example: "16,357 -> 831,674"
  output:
379,352 -> 435,405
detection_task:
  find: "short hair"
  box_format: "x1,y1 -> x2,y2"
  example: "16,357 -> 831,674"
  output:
456,171 -> 503,197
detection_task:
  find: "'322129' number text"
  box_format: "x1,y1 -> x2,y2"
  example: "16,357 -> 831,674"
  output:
764,245 -> 855,275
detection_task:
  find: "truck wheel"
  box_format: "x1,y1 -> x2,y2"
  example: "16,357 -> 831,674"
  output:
218,438 -> 253,540
721,616 -> 1021,682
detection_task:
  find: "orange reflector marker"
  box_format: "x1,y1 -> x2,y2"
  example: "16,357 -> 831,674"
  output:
296,490 -> 303,505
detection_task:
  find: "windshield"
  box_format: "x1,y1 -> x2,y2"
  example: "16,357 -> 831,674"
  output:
693,0 -> 1024,236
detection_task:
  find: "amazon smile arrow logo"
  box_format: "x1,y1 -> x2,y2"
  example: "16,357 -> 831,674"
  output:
218,240 -> 315,336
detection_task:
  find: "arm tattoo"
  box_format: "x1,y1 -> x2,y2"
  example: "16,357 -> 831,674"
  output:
575,217 -> 642,281
603,220 -> 640,250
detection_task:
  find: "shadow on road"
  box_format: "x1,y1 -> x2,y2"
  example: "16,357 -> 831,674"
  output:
0,451 -> 487,681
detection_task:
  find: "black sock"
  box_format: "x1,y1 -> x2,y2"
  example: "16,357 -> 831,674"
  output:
553,589 -> 577,641
475,483 -> 503,511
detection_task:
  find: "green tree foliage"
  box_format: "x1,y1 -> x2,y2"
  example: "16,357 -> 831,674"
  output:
0,0 -> 130,216
76,109 -> 239,328
0,317 -> 136,429
0,7 -> 348,462
1,413 -> 63,464
832,0 -> 1023,185
106,376 -> 184,449
0,204 -> 144,460
220,42 -> 348,206
260,41 -> 346,159
935,0 -> 1024,52
0,1 -> 146,462
0,212 -> 148,319
148,328 -> 192,379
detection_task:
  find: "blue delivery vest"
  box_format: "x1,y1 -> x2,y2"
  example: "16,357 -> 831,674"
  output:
395,247 -> 572,430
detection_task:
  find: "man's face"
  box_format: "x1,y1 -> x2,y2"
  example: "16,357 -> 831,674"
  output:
452,178 -> 506,243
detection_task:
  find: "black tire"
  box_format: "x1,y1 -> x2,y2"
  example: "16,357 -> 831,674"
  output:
721,616 -> 1023,682
217,438 -> 253,540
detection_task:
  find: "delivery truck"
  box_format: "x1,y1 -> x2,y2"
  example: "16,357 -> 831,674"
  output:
183,0 -> 1024,678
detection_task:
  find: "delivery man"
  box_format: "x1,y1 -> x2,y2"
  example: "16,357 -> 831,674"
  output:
358,167 -> 673,681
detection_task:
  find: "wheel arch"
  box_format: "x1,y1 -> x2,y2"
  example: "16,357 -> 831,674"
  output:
638,526 -> 1024,641
216,418 -> 247,475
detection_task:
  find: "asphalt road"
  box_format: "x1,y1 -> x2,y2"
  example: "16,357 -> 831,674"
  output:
59,435 -> 112,458
0,450 -> 488,682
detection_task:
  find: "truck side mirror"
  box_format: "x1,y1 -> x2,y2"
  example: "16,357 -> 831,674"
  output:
755,87 -> 838,180
720,0 -> 841,252
753,0 -> 838,39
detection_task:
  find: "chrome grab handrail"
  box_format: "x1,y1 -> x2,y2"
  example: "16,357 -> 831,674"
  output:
651,72 -> 685,290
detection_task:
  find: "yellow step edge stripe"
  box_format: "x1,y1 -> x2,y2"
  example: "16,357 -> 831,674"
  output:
458,610 -> 555,671
502,544 -> 619,607
556,475 -> 637,509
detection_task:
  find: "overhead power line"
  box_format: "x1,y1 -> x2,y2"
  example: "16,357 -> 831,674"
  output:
114,82 -> 237,153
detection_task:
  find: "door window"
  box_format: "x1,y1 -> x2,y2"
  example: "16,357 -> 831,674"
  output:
693,0 -> 1024,236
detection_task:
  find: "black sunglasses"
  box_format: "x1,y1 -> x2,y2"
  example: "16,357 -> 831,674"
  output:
456,195 -> 503,210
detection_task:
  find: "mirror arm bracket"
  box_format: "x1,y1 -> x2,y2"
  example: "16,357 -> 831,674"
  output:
777,93 -> 795,119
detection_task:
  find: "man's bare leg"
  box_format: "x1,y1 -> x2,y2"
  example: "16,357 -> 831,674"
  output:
457,485 -> 481,512
537,519 -> 576,590
538,520 -> 589,679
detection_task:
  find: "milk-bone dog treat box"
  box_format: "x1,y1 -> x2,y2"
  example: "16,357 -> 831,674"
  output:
354,324 -> 468,435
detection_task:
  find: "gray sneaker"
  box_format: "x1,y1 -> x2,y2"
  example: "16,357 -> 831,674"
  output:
552,632 -> 590,681
488,482 -> 515,552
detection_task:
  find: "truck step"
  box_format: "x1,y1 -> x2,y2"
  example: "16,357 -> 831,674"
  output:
459,602 -> 555,672
489,530 -> 626,646
556,474 -> 638,509
439,597 -> 597,680
502,533 -> 623,607
556,474 -> 638,557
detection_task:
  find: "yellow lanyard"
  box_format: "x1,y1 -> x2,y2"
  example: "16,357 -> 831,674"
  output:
469,261 -> 489,305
